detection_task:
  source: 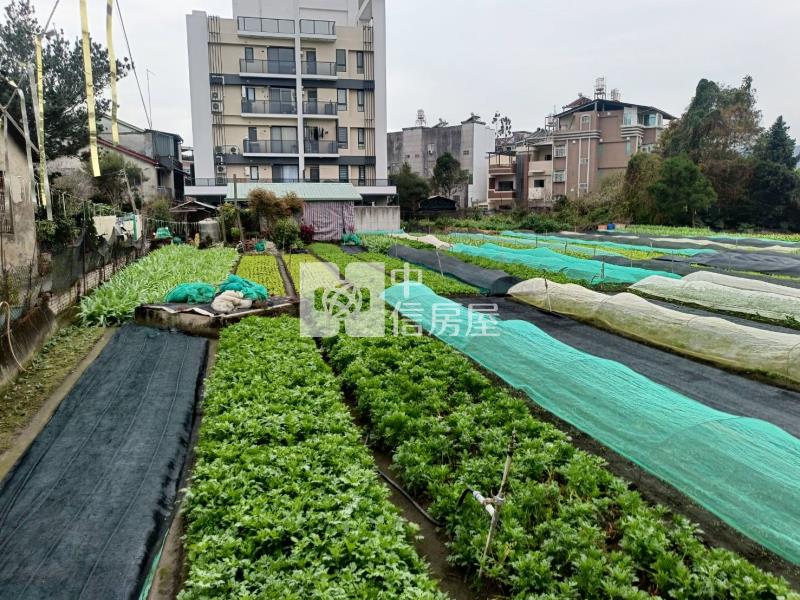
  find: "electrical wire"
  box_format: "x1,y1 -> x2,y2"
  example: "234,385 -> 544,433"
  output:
114,0 -> 151,128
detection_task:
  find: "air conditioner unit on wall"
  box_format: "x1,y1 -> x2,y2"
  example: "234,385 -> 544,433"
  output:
216,165 -> 226,174
211,101 -> 222,113
230,146 -> 238,154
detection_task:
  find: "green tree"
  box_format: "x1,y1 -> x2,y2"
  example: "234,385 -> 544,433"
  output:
753,116 -> 799,169
85,151 -> 145,211
748,160 -> 799,229
648,155 -> 717,225
701,158 -> 757,228
660,76 -> 762,163
431,152 -> 469,199
392,162 -> 430,217
621,152 -> 662,223
0,0 -> 131,158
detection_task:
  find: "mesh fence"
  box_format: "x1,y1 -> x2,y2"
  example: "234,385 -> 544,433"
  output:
509,278 -> 800,384
383,282 -> 800,564
631,275 -> 800,324
450,243 -> 681,285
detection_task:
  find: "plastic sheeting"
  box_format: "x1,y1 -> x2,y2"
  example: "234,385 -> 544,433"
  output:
303,201 -> 355,242
383,282 -> 800,564
509,278 -> 800,383
389,233 -> 452,249
502,231 -> 716,256
387,244 -> 518,295
631,275 -> 800,324
559,231 -> 800,254
683,271 -> 800,299
682,251 -> 800,277
450,243 -> 681,285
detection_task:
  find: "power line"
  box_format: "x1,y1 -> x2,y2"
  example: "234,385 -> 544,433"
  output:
114,0 -> 151,128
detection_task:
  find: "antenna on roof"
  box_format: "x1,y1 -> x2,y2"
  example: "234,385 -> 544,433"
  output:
415,109 -> 427,127
545,113 -> 556,132
594,76 -> 606,100
610,88 -> 621,101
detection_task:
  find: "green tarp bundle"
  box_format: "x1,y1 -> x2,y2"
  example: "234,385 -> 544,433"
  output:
164,282 -> 216,304
383,282 -> 800,565
450,243 -> 681,285
501,231 -> 716,256
218,274 -> 268,301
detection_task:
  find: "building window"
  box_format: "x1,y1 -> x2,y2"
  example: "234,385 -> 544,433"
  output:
357,165 -> 366,185
581,114 -> 591,128
463,149 -> 470,156
427,143 -> 435,155
337,89 -> 347,110
497,180 -> 514,192
356,51 -> 365,74
244,86 -> 256,101
339,164 -> 349,182
272,164 -> 299,182
266,46 -> 295,74
578,182 -> 589,192
554,145 -> 567,158
244,47 -> 254,61
336,49 -> 346,72
249,165 -> 259,181
553,170 -> 565,183
544,153 -> 552,161
309,165 -> 320,182
356,90 -> 365,112
337,126 -> 348,149
625,139 -> 632,155
357,128 -> 365,149
247,126 -> 258,141
534,179 -> 545,188
579,156 -> 589,165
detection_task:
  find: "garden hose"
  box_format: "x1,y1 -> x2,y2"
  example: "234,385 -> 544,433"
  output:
1,301 -> 23,370
376,469 -> 441,528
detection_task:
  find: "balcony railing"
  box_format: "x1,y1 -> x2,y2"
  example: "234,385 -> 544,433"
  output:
237,16 -> 295,35
488,189 -> 516,200
239,58 -> 296,75
304,140 -> 338,154
241,99 -> 297,115
301,61 -> 336,76
303,100 -> 337,116
186,177 -> 394,187
299,19 -> 335,36
242,139 -> 300,154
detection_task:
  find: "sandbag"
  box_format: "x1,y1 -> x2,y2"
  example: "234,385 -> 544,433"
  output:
509,278 -> 800,383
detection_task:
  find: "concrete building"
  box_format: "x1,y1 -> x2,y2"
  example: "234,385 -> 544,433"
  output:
48,115 -> 186,202
186,0 -> 394,204
387,115 -> 495,208
0,113 -> 37,271
486,128 -> 554,211
551,95 -> 673,199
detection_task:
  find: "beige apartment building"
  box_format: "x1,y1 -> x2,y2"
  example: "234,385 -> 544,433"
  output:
186,0 -> 393,202
551,95 -> 673,199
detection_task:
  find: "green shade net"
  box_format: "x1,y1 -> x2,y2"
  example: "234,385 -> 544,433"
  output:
450,232 -> 621,258
451,243 -> 681,285
382,282 -> 800,565
164,282 -> 216,304
218,274 -> 268,300
501,230 -> 716,256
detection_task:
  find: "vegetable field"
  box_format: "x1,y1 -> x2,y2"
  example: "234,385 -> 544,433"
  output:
180,317 -> 446,599
79,245 -> 237,325
236,255 -> 286,296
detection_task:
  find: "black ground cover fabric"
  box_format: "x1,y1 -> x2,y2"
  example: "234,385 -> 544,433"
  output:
453,297 -> 800,438
388,244 -> 519,295
0,325 -> 207,600
561,230 -> 800,249
676,251 -> 800,277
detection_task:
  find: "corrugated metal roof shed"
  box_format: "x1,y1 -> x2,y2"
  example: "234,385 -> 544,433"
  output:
227,182 -> 362,201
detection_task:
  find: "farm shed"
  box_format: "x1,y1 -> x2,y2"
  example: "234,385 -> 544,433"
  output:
227,182 -> 362,242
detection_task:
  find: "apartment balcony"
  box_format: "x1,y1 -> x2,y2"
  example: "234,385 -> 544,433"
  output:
237,16 -> 295,39
301,61 -> 337,78
241,99 -> 297,116
528,160 -> 552,174
299,19 -> 336,40
242,139 -> 300,155
488,162 -> 515,176
488,189 -> 516,201
302,100 -> 338,117
239,58 -> 296,77
303,140 -> 338,156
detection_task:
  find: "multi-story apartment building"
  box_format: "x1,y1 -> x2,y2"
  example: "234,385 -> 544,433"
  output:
387,115 -> 495,208
551,95 -> 673,199
185,0 -> 393,203
486,129 -> 553,211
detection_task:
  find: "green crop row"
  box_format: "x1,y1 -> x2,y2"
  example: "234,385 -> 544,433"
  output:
236,255 -> 286,296
79,245 -> 238,326
626,224 -> 800,243
309,243 -> 478,296
180,317 -> 446,599
322,328 -> 797,599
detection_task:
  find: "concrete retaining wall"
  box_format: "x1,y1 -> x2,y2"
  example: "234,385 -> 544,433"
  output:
354,206 -> 401,232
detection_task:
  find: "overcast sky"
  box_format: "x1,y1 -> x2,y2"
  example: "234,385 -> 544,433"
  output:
14,0 -> 800,145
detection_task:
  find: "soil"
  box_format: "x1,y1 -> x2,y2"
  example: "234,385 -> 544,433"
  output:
450,296 -> 800,588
